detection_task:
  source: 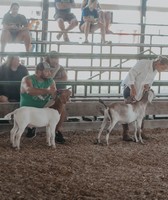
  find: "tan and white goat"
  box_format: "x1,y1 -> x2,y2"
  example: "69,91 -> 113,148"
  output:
97,89 -> 155,145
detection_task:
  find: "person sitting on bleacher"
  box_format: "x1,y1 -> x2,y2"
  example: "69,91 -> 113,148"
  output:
79,0 -> 110,44
20,60 -> 67,144
1,2 -> 31,52
81,0 -> 112,34
45,51 -> 68,142
0,56 -> 28,102
54,0 -> 78,42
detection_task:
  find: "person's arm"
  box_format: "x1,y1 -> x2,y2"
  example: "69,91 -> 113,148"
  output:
127,60 -> 145,97
19,15 -> 29,31
81,0 -> 87,9
20,76 -> 56,96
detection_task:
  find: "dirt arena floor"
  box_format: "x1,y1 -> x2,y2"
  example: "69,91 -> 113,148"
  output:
1,128 -> 168,200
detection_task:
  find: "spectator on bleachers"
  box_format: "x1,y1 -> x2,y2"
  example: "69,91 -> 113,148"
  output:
54,0 -> 78,42
81,0 -> 112,34
45,51 -> 68,86
1,2 -> 31,52
79,0 -> 110,44
0,56 -> 28,102
20,60 -> 67,144
45,51 -> 68,142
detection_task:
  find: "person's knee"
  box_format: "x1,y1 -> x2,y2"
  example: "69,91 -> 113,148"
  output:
57,18 -> 64,25
0,95 -> 9,102
98,22 -> 105,29
70,19 -> 78,27
1,30 -> 12,41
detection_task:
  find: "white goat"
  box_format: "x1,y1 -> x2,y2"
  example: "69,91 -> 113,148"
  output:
97,89 -> 155,145
4,107 -> 60,150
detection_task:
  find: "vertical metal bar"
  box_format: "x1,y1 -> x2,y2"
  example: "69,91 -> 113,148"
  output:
41,0 -> 49,53
140,0 -> 147,53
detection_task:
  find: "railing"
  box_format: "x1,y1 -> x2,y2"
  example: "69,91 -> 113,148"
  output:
1,80 -> 168,100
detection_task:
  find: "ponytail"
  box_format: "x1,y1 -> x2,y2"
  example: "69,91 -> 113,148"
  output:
8,2 -> 20,13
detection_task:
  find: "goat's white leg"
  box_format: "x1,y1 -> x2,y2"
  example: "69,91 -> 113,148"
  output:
97,117 -> 108,144
15,128 -> 25,150
50,126 -> 56,149
46,126 -> 51,146
106,121 -> 116,146
134,121 -> 139,143
10,121 -> 18,146
137,119 -> 144,144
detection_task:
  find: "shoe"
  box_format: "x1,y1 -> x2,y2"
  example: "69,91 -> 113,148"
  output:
26,127 -> 36,138
141,133 -> 149,140
55,131 -> 65,144
123,134 -> 134,142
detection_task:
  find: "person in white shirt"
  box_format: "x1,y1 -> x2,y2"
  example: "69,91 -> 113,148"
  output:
121,56 -> 168,141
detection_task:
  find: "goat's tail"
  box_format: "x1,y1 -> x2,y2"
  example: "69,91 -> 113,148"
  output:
4,111 -> 16,120
99,99 -> 107,109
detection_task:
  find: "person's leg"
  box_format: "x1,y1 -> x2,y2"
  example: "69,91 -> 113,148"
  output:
122,86 -> 133,141
80,21 -> 91,43
63,16 -> 78,42
17,30 -> 31,52
55,105 -> 66,144
56,18 -> 65,40
104,11 -> 113,34
90,22 -> 106,43
26,127 -> 36,138
0,30 -> 12,52
122,124 -> 133,141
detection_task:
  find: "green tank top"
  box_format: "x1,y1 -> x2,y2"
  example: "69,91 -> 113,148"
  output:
20,75 -> 54,108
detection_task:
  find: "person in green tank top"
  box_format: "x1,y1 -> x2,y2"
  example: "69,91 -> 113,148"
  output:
20,62 -> 61,143
20,60 -> 67,144
20,62 -> 56,108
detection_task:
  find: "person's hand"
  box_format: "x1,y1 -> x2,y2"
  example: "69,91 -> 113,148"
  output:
47,87 -> 56,96
130,86 -> 136,97
144,84 -> 150,91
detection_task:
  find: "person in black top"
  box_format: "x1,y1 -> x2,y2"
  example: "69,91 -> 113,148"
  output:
1,2 -> 31,52
0,56 -> 28,102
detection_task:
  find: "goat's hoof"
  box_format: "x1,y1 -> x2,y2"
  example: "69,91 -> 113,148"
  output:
52,145 -> 56,149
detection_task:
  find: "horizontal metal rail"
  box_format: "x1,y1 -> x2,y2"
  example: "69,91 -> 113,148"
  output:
1,80 -> 168,98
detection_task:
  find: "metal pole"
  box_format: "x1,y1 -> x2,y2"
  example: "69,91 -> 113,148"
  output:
140,0 -> 147,53
41,0 -> 49,53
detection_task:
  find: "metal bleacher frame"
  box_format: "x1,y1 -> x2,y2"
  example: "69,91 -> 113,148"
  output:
1,1 -> 168,131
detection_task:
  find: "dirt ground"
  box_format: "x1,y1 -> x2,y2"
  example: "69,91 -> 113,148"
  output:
1,128 -> 168,200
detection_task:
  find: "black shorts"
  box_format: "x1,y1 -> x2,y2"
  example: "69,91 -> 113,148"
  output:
54,12 -> 76,22
9,29 -> 19,41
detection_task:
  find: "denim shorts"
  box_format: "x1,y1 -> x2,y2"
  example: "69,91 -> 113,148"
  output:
123,86 -> 131,99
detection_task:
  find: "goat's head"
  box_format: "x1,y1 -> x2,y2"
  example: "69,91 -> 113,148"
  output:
143,89 -> 155,103
56,89 -> 71,104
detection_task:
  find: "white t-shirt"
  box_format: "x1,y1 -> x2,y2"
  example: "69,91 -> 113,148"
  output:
121,59 -> 157,100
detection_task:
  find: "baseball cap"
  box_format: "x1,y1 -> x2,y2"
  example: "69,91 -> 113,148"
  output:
47,51 -> 59,59
36,62 -> 51,71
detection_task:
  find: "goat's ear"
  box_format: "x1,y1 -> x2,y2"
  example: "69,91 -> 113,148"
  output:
148,91 -> 154,103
